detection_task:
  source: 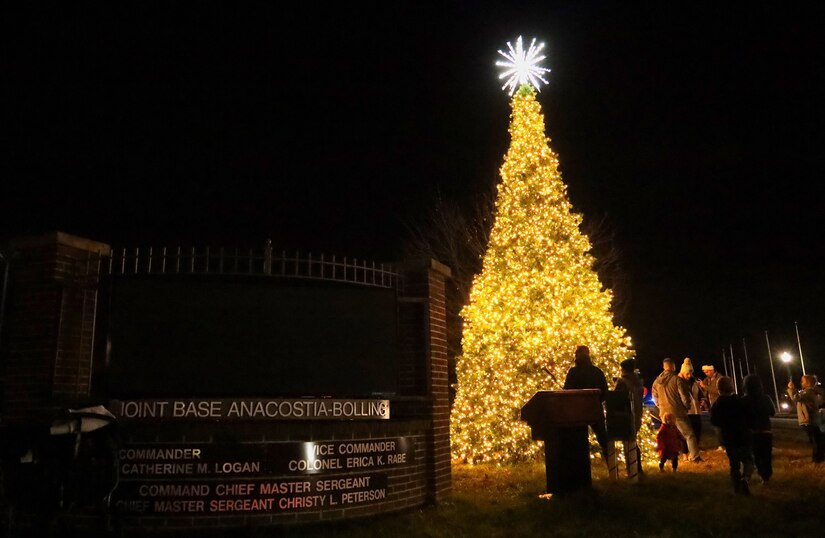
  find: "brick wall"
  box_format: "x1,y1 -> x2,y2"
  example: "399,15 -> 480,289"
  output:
425,262 -> 452,502
0,235 -> 452,530
1,232 -> 109,421
397,259 -> 452,503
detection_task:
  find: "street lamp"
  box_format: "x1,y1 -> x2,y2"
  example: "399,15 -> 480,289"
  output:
781,351 -> 793,382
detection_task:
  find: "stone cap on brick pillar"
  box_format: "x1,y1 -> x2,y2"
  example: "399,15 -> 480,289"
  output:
10,231 -> 111,255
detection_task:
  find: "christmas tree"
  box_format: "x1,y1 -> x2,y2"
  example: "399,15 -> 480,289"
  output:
450,38 -> 641,464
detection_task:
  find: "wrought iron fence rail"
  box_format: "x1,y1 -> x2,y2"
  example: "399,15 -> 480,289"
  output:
105,247 -> 397,288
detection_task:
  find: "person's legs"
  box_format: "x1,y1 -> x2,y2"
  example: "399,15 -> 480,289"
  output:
659,456 -> 666,471
689,414 -> 702,447
752,432 -> 773,481
804,426 -> 817,461
713,426 -> 725,451
806,425 -> 825,462
741,445 -> 754,482
590,420 -> 609,461
674,416 -> 700,460
671,457 -> 678,471
725,445 -> 742,491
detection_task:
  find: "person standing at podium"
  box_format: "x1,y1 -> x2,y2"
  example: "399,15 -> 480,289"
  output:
563,345 -> 609,460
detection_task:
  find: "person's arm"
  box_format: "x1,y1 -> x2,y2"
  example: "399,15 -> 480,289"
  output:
710,401 -> 721,427
787,381 -> 800,402
765,395 -> 776,417
816,387 -> 825,408
678,378 -> 692,410
696,381 -> 707,401
598,370 -> 608,401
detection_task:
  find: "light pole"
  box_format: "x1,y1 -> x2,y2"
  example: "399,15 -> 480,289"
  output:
765,331 -> 780,410
795,322 -> 807,375
781,351 -> 793,383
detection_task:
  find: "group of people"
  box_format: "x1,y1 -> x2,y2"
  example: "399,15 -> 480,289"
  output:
561,347 -> 825,497
653,356 -> 825,495
652,358 -> 706,466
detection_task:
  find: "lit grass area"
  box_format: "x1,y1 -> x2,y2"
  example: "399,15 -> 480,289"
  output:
278,418 -> 825,538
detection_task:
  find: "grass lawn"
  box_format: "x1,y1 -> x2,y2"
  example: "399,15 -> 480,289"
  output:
278,417 -> 825,538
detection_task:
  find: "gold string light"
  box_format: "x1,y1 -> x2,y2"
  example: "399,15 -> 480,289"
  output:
451,83 -> 656,464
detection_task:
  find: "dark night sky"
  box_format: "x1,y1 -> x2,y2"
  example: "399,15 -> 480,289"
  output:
5,2 -> 825,382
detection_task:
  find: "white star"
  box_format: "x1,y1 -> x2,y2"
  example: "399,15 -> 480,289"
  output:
496,36 -> 551,95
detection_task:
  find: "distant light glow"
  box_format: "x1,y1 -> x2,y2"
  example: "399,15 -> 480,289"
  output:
780,402 -> 791,410
781,352 -> 792,363
496,36 -> 551,94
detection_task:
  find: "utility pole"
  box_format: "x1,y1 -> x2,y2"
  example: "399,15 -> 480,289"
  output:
722,349 -> 728,377
765,331 -> 780,409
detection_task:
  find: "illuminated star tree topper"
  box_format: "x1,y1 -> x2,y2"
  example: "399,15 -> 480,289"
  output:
496,36 -> 551,94
449,37 -> 653,465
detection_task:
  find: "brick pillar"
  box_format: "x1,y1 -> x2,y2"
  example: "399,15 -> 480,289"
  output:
399,259 -> 452,502
1,232 -> 110,422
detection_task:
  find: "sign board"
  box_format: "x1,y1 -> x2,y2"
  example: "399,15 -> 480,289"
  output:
112,437 -> 414,516
110,398 -> 390,420
114,474 -> 390,515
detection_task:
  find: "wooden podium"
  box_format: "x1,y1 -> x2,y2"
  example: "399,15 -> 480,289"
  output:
521,389 -> 603,494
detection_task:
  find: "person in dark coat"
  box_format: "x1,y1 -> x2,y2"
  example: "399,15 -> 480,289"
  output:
742,374 -> 776,483
564,345 -> 609,460
711,376 -> 754,495
615,358 -> 645,468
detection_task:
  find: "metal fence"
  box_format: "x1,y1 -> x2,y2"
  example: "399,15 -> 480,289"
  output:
104,243 -> 397,288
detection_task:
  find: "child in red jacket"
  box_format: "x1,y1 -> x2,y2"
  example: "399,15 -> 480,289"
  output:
657,412 -> 685,471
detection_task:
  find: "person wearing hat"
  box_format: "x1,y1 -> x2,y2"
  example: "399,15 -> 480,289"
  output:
699,365 -> 721,407
679,358 -> 704,454
615,358 -> 645,435
700,364 -> 724,450
652,358 -> 702,462
615,358 -> 645,469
